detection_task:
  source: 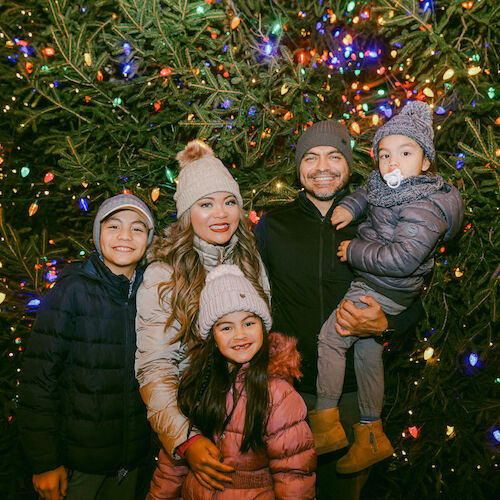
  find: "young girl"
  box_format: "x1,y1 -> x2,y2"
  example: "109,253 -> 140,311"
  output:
135,140 -> 270,490
311,101 -> 464,473
147,264 -> 316,499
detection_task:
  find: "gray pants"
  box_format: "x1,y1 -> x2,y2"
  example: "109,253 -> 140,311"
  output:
317,281 -> 406,418
64,468 -> 139,500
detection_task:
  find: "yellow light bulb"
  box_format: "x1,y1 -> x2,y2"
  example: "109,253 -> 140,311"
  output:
468,66 -> 481,76
423,347 -> 434,360
442,68 -> 454,80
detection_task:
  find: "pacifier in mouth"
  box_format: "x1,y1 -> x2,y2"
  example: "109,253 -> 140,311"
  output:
383,169 -> 403,189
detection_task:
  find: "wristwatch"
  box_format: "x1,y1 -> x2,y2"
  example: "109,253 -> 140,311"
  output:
374,327 -> 395,345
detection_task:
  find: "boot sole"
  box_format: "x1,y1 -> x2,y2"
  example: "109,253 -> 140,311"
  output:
315,438 -> 349,456
336,448 -> 394,474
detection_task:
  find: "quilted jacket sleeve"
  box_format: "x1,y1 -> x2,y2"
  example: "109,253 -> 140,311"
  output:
347,202 -> 448,278
135,262 -> 191,458
147,447 -> 188,500
266,380 -> 316,500
339,187 -> 369,220
17,281 -> 72,474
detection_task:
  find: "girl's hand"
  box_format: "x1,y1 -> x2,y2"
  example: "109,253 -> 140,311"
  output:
32,466 -> 67,500
331,206 -> 353,229
337,240 -> 351,262
185,436 -> 234,491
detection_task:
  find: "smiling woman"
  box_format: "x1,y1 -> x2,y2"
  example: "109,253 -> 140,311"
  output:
189,192 -> 240,246
134,140 -> 271,494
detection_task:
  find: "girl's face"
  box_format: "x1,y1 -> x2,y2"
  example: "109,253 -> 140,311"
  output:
189,191 -> 240,245
378,135 -> 430,180
213,311 -> 264,367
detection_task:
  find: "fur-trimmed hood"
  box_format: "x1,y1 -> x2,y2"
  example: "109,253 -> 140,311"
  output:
268,332 -> 302,384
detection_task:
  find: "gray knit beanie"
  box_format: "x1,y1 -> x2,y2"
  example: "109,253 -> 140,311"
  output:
173,140 -> 243,217
93,194 -> 154,256
373,101 -> 435,162
295,120 -> 353,175
198,264 -> 272,340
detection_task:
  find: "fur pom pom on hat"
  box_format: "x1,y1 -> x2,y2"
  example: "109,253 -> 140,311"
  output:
198,264 -> 272,340
373,101 -> 435,162
173,140 -> 242,217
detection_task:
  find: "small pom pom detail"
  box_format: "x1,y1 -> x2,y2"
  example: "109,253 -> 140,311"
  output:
176,140 -> 215,169
205,264 -> 244,283
401,101 -> 433,125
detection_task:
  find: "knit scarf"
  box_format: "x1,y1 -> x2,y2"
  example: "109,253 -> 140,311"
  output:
367,170 -> 444,208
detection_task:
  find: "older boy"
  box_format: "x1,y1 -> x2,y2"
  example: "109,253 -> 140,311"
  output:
17,194 -> 155,500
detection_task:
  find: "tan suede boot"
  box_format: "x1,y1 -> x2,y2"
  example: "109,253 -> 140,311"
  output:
336,419 -> 394,474
308,407 -> 349,455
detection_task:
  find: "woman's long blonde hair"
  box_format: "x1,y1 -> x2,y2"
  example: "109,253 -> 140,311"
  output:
149,208 -> 269,350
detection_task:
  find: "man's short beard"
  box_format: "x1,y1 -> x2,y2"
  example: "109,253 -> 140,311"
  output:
303,176 -> 349,201
304,188 -> 337,201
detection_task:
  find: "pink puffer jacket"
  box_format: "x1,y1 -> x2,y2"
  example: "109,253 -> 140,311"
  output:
147,333 -> 316,499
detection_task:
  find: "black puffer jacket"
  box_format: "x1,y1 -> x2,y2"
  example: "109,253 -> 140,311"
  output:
17,254 -> 151,475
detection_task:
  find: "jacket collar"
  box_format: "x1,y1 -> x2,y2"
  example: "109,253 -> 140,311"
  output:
80,253 -> 144,300
297,189 -> 346,220
193,233 -> 238,268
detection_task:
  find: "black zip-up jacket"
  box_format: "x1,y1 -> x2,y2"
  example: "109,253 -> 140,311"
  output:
255,191 -> 423,395
17,254 -> 151,475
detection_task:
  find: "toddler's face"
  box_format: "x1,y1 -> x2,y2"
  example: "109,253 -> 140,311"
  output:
213,310 -> 263,368
378,135 -> 430,182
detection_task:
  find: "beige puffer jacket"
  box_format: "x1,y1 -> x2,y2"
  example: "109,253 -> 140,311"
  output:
135,234 -> 270,457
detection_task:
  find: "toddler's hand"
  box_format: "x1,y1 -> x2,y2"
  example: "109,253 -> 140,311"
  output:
337,240 -> 351,262
331,206 -> 353,229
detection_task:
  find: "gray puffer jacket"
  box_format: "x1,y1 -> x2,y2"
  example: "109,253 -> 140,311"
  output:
340,171 -> 464,306
135,233 -> 270,458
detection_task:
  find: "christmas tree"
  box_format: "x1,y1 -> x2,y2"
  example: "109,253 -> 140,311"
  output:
1,1 -> 498,498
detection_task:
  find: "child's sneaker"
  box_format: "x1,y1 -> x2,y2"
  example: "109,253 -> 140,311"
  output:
308,407 -> 349,455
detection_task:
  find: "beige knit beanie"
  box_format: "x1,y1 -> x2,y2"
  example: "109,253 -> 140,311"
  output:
198,264 -> 272,340
173,140 -> 243,217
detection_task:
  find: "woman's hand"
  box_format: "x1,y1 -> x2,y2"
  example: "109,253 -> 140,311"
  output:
185,436 -> 234,491
32,466 -> 68,500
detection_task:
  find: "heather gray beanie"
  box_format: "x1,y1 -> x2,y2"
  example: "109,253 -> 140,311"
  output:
295,120 -> 353,175
373,101 -> 435,162
174,140 -> 242,217
93,194 -> 154,256
198,264 -> 272,340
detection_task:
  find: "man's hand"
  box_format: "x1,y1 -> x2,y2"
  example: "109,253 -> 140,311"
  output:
335,296 -> 388,337
185,435 -> 234,491
32,466 -> 68,500
331,206 -> 353,229
337,240 -> 351,262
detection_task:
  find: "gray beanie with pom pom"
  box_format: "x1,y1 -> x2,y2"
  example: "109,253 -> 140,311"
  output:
173,140 -> 242,217
372,101 -> 435,162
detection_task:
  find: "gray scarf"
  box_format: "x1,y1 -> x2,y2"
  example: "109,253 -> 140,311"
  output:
367,170 -> 444,208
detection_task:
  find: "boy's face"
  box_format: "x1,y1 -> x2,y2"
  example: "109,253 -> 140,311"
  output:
100,209 -> 149,279
378,135 -> 430,180
213,310 -> 263,367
